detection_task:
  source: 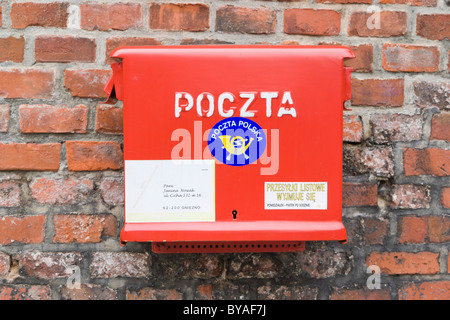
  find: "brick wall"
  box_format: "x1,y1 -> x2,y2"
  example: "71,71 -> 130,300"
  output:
0,0 -> 449,300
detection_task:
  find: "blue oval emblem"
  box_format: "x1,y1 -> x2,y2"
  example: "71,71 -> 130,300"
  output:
208,117 -> 266,166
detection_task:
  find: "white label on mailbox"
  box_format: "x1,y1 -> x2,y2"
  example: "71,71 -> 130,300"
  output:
125,160 -> 215,223
264,182 -> 327,210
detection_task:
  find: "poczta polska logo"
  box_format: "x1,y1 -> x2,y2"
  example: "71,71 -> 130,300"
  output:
208,117 -> 266,166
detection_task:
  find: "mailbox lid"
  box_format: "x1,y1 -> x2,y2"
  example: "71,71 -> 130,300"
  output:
110,46 -> 354,244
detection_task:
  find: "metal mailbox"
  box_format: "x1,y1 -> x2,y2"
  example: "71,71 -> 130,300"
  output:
104,46 -> 354,253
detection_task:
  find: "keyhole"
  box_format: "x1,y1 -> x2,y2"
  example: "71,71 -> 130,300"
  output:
232,210 -> 237,220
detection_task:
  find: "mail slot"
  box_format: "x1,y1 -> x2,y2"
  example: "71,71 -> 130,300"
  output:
104,46 -> 354,253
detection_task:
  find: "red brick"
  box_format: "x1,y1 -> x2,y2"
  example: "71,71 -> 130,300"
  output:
399,281 -> 450,300
342,182 -> 378,207
331,287 -> 390,300
19,104 -> 87,133
19,251 -> 82,280
348,11 -> 407,37
0,181 -> 21,207
318,0 -> 371,3
320,42 -> 373,73
380,0 -> 437,6
430,113 -> 450,141
0,105 -> 9,132
371,114 -> 423,144
343,115 -> 363,142
0,285 -> 51,300
217,6 -> 276,34
60,283 -> 117,300
366,252 -> 439,275
126,288 -> 183,300
414,81 -> 449,109
391,184 -> 430,209
35,36 -> 96,63
95,105 -> 123,134
403,148 -> 450,176
284,9 -> 340,36
53,214 -> 116,243
398,216 -> 427,244
442,187 -> 450,208
383,44 -> 440,72
428,216 -> 450,243
150,3 -> 209,32
64,69 -> 111,98
0,36 -> 25,62
0,252 -> 9,279
351,79 -> 404,107
0,6 -> 2,27
364,218 -> 389,245
0,68 -> 54,99
0,216 -> 45,245
90,252 -> 150,278
416,14 -> 450,40
344,145 -> 394,178
66,141 -> 123,171
0,143 -> 61,171
11,2 -> 68,29
29,177 -> 94,205
105,37 -> 161,64
81,3 -> 142,31
99,177 -> 124,206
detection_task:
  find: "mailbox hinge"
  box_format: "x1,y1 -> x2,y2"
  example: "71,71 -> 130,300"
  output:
103,62 -> 123,104
343,66 -> 353,111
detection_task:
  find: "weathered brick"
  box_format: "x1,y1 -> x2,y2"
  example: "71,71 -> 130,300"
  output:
391,184 -> 430,209
399,281 -> 450,300
105,37 -> 161,64
428,216 -> 450,243
0,216 -> 45,245
0,143 -> 61,171
366,252 -> 439,275
0,36 -> 25,62
414,81 -> 449,109
180,38 -> 233,45
11,2 -> 68,29
217,6 -> 276,34
318,0 -> 371,3
380,0 -> 437,5
344,145 -> 394,178
90,252 -> 150,278
348,11 -> 407,37
64,69 -> 111,98
0,252 -> 10,278
430,113 -> 450,141
0,285 -> 51,300
0,68 -> 54,99
66,141 -> 123,171
60,283 -> 117,300
81,3 -> 142,31
99,177 -> 124,206
364,218 -> 389,245
29,177 -> 94,205
95,105 -> 123,134
257,285 -> 318,300
416,14 -> 450,40
343,115 -> 363,142
383,44 -> 440,72
284,9 -> 340,36
228,254 -> 283,279
35,36 -> 96,63
441,187 -> 450,208
331,287 -> 390,300
370,114 -> 423,144
150,3 -> 209,32
351,79 -> 404,107
19,104 -> 87,133
297,250 -> 352,279
126,288 -> 183,300
19,251 -> 82,280
53,214 -> 117,243
342,182 -> 378,207
0,181 -> 21,207
403,148 -> 450,176
398,216 -> 428,244
0,105 -> 9,132
155,253 -> 223,280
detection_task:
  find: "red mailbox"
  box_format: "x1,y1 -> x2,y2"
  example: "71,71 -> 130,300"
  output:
104,46 -> 354,253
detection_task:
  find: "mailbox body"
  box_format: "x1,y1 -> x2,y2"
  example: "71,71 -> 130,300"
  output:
105,46 -> 354,252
